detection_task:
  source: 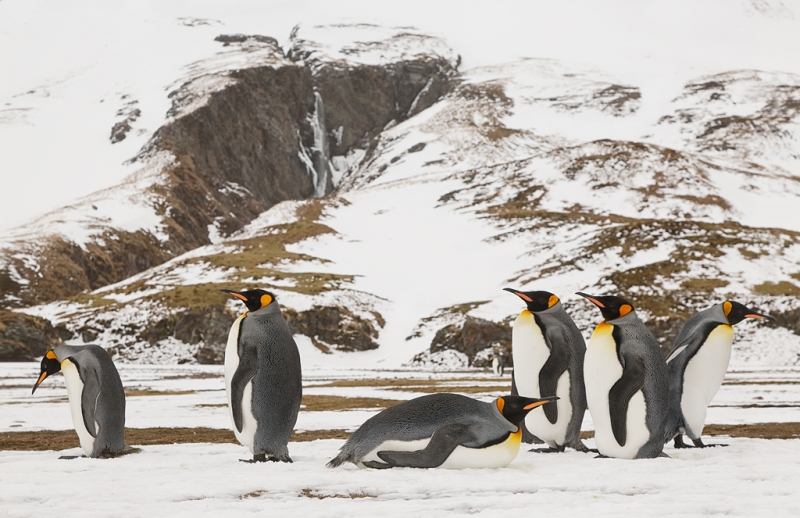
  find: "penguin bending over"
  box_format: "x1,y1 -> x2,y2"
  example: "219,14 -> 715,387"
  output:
222,288 -> 302,463
578,293 -> 669,459
664,301 -> 770,448
32,345 -> 127,458
504,288 -> 588,453
327,393 -> 558,469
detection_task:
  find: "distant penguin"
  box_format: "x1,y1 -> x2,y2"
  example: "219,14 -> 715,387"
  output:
577,292 -> 669,459
327,393 -> 558,469
222,288 -> 302,463
664,301 -> 771,448
504,288 -> 588,453
32,345 -> 127,458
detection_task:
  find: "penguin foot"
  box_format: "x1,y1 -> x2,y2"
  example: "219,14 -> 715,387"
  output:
527,447 -> 563,453
593,454 -> 610,459
240,454 -> 267,463
268,455 -> 293,463
692,439 -> 728,448
58,455 -> 85,460
362,460 -> 392,470
673,436 -> 694,449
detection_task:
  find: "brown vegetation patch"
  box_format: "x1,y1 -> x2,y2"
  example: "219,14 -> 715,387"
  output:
300,488 -> 375,499
0,427 -> 350,451
301,395 -> 398,411
312,377 -> 504,388
753,281 -> 800,296
125,389 -> 200,397
390,385 -> 510,394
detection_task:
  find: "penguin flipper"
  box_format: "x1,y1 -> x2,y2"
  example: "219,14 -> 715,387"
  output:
78,363 -> 100,438
230,340 -> 259,433
538,324 -> 571,424
609,355 -> 646,447
376,423 -> 473,468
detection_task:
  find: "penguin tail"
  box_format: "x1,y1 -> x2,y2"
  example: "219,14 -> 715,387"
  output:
326,451 -> 352,468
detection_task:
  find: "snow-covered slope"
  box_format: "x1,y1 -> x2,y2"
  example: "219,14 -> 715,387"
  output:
3,2 -> 800,368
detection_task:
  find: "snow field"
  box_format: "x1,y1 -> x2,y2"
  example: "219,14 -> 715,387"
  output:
1,438 -> 798,517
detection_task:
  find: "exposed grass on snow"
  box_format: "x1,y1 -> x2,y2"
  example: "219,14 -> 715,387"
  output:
0,427 -> 351,451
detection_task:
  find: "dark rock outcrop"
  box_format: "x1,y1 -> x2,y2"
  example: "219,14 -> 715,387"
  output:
138,305 -> 235,365
0,310 -> 69,361
429,317 -> 512,366
284,306 -> 380,352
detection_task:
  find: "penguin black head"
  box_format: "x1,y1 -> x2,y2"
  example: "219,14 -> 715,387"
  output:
496,395 -> 559,426
503,288 -> 560,312
220,288 -> 276,312
576,292 -> 636,322
723,301 -> 772,325
32,350 -> 61,394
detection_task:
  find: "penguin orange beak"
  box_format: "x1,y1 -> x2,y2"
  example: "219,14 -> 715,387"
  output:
32,371 -> 48,394
220,289 -> 248,302
523,396 -> 559,410
576,292 -> 604,308
503,288 -> 532,302
744,312 -> 773,321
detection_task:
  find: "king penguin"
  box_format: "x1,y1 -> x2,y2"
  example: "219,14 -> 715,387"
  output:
327,393 -> 558,469
222,288 -> 302,463
664,300 -> 771,448
504,288 -> 588,452
577,292 -> 669,459
32,345 -> 127,458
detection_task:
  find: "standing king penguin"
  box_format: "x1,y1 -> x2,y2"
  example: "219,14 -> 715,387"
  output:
504,288 -> 588,452
664,300 -> 770,448
327,393 -> 558,469
578,293 -> 669,459
222,288 -> 302,462
32,345 -> 127,458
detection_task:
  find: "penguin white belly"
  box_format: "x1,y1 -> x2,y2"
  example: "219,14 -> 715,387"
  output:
492,357 -> 500,376
360,438 -> 431,467
62,359 -> 95,456
512,311 -> 549,400
359,431 -> 522,469
592,390 -> 648,459
523,371 -> 571,447
224,314 -> 258,452
237,381 -> 258,452
681,325 -> 734,438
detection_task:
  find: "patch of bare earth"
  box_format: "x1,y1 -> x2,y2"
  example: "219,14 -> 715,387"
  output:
0,427 -> 350,452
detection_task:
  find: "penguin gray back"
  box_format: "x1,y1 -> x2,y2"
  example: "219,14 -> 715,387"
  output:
608,311 -> 669,457
328,393 -> 516,467
222,288 -> 303,463
54,345 -> 127,456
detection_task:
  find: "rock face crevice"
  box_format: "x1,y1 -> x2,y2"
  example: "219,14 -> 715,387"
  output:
1,35 -> 458,309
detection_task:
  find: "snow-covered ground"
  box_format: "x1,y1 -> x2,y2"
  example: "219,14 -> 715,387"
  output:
3,438 -> 799,517
1,363 -> 799,516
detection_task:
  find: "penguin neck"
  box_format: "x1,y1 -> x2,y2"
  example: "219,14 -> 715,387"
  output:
492,401 -> 520,433
249,303 -> 281,318
605,310 -> 639,326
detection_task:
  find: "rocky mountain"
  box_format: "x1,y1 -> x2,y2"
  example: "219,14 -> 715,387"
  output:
2,21 -> 799,369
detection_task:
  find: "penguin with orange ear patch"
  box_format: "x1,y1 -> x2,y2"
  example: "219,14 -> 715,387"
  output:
221,288 -> 302,463
327,393 -> 558,469
577,292 -> 669,459
664,301 -> 771,449
504,288 -> 588,453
